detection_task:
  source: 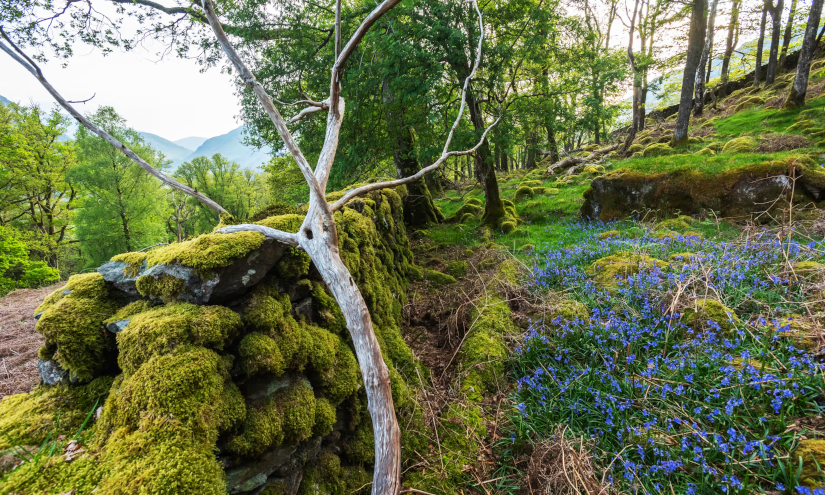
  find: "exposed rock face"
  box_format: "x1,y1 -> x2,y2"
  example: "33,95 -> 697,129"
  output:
582,158 -> 825,221
36,358 -> 70,385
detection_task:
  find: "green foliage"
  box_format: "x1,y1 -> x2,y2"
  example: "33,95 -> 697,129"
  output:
238,332 -> 284,377
0,225 -> 59,296
71,107 -> 168,266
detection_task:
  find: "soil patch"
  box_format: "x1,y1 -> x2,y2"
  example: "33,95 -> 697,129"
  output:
0,282 -> 64,399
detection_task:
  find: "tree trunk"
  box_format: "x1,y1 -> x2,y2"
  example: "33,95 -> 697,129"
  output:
695,0 -> 720,116
784,0 -> 824,107
779,0 -> 798,67
546,125 -> 560,163
393,125 -> 442,226
525,131 -> 537,168
674,0 -> 709,145
721,0 -> 741,96
298,208 -> 401,495
755,4 -> 768,85
766,0 -> 785,84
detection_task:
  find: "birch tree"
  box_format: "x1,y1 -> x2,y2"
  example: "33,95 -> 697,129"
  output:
0,1 -> 495,493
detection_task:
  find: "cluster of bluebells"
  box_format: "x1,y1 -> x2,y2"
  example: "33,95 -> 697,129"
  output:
510,221 -> 825,493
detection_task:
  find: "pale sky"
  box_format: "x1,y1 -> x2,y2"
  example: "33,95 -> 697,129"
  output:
0,39 -> 242,141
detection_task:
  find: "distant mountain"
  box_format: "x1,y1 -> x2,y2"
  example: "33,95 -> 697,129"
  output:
174,136 -> 208,150
185,126 -> 271,170
0,95 -> 11,106
138,132 -> 194,168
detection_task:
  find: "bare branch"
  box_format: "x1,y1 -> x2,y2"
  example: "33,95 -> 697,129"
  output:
0,31 -> 227,214
217,224 -> 299,245
67,93 -> 96,104
328,0 -> 491,212
442,0 -> 485,156
330,114 -> 501,212
200,0 -> 327,209
288,100 -> 331,123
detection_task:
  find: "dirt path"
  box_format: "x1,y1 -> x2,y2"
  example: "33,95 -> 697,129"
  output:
0,282 -> 64,399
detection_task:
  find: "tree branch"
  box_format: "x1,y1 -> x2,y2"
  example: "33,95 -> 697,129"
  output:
200,0 -> 327,208
216,224 -> 299,245
0,29 -> 227,214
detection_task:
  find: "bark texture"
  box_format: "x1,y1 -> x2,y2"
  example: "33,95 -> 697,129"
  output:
695,0 -> 720,116
779,0 -> 798,67
755,4 -> 768,85
673,0 -> 709,145
720,0 -> 741,96
765,0 -> 785,85
784,0 -> 824,107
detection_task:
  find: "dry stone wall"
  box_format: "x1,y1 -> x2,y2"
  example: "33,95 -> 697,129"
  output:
0,186 -> 424,495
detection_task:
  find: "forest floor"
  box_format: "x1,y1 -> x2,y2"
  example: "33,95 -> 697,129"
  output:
0,282 -> 63,399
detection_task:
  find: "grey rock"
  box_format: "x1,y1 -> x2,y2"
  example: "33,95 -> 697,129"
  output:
34,311 -> 44,321
242,373 -> 301,403
98,260 -> 145,296
106,318 -> 131,334
225,438 -> 322,494
98,237 -> 288,304
38,358 -> 70,385
292,297 -> 313,322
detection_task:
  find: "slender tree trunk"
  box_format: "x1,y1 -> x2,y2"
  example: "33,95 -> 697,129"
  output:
393,125 -> 442,226
721,0 -> 741,96
546,125 -> 560,163
766,0 -> 785,84
695,0 -> 720,116
525,131 -> 537,168
784,0 -> 824,107
298,208 -> 400,495
755,3 -> 768,85
674,0 -> 709,145
779,0 -> 798,67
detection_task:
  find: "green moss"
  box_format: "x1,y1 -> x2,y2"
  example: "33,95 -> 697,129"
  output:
238,332 -> 284,377
787,119 -> 817,132
514,186 -> 535,202
521,180 -> 543,188
459,212 -> 475,224
446,202 -> 482,222
657,217 -> 693,231
549,300 -> 590,324
135,274 -> 187,302
343,417 -> 374,464
225,397 -> 284,457
446,261 -> 469,278
244,283 -> 291,330
101,346 -> 236,443
104,300 -> 155,326
500,220 -> 517,233
599,230 -> 622,239
794,260 -> 824,276
681,298 -> 740,335
313,398 -> 336,437
627,144 -> 644,154
275,246 -> 311,280
116,303 -> 242,375
642,143 -> 672,157
693,147 -> 716,156
0,376 -> 113,451
794,439 -> 825,488
582,165 -> 604,175
502,199 -> 516,209
35,273 -> 119,381
109,251 -> 148,277
141,231 -> 265,275
731,95 -> 765,113
423,268 -> 457,286
587,252 -> 669,286
306,324 -> 339,375
721,136 -> 756,153
256,213 -> 305,233
459,296 -> 515,401
463,197 -> 483,207
317,340 -> 360,404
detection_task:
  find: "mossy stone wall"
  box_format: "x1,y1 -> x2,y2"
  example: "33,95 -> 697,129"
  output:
0,187 -> 425,495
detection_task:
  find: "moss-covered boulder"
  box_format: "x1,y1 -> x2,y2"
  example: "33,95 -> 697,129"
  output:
514,186 -> 535,202
794,439 -> 825,488
548,300 -> 590,325
693,147 -> 716,156
446,201 -> 483,222
99,231 -> 288,304
642,143 -> 672,157
722,136 -> 756,153
587,252 -> 669,285
627,144 -> 644,154
681,298 -> 740,334
731,95 -> 765,113
446,261 -> 469,278
788,119 -> 817,132
657,215 -> 695,231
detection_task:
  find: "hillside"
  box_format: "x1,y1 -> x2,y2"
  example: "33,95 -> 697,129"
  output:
184,125 -> 271,170
173,136 -> 208,150
0,95 -> 10,106
137,131 -> 194,167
